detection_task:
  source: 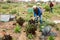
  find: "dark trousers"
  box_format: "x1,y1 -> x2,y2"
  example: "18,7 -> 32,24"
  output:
34,13 -> 42,24
50,7 -> 53,13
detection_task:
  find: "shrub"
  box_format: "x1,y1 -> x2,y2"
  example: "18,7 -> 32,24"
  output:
10,9 -> 17,14
14,24 -> 21,33
16,17 -> 25,26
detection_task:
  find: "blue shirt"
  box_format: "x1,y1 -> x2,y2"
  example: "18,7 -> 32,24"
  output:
33,7 -> 42,17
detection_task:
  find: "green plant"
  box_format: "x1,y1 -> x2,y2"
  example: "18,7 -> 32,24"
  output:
2,5 -> 9,9
27,4 -> 34,7
42,20 -> 55,27
44,5 -> 50,11
10,9 -> 17,14
7,0 -> 11,3
56,27 -> 60,31
16,17 -> 25,26
28,33 -> 34,39
48,36 -> 55,40
26,23 -> 37,35
14,24 -> 21,33
39,25 -> 45,32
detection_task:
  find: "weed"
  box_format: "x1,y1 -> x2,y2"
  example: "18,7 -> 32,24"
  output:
14,24 -> 21,33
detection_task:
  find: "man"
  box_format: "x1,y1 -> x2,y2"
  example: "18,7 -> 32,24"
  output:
33,5 -> 42,24
49,1 -> 54,13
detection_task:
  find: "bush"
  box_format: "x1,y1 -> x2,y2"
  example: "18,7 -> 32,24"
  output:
10,9 -> 17,14
16,17 -> 25,26
14,24 -> 21,33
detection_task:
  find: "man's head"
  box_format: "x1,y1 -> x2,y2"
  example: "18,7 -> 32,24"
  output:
33,5 -> 37,9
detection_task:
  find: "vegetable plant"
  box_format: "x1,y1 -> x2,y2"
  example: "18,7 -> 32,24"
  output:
16,17 -> 25,26
28,33 -> 34,39
9,9 -> 17,14
48,36 -> 55,40
14,24 -> 21,33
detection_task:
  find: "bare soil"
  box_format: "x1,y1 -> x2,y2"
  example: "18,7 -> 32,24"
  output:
0,16 -> 60,40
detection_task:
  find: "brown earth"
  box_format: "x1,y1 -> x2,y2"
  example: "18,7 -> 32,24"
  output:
0,15 -> 60,40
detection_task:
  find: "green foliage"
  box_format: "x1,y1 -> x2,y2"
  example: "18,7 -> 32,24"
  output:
56,27 -> 60,31
39,25 -> 45,32
16,17 -> 25,26
54,5 -> 60,10
48,36 -> 55,40
13,4 -> 18,7
27,4 -> 34,7
26,24 -> 37,35
28,33 -> 34,39
10,9 -> 17,14
42,19 -> 55,27
44,5 -> 50,11
7,0 -> 11,3
1,9 -> 6,14
14,24 -> 21,33
2,5 -> 9,9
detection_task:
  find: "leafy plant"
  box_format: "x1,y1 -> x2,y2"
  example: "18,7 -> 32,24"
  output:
27,4 -> 34,7
2,34 -> 12,40
28,19 -> 35,24
56,27 -> 60,31
10,9 -> 17,14
2,5 -> 9,9
42,20 -> 55,27
28,33 -> 34,39
44,5 -> 50,11
14,24 -> 21,33
7,0 -> 11,3
16,17 -> 25,26
39,25 -> 45,32
26,22 -> 37,35
48,36 -> 55,40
